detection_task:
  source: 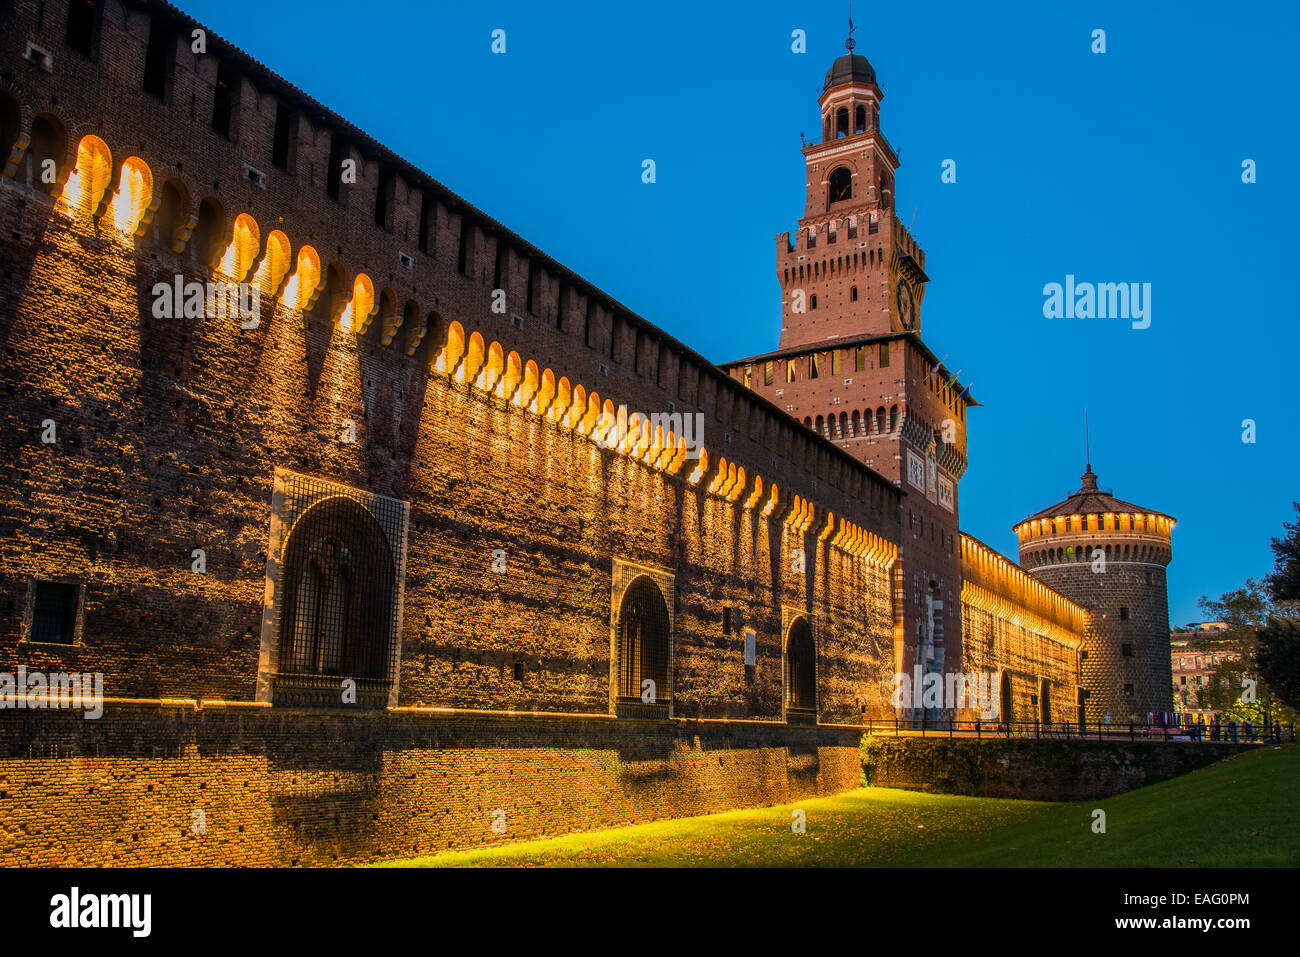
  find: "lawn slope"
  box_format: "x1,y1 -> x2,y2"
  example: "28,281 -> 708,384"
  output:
376,744 -> 1295,867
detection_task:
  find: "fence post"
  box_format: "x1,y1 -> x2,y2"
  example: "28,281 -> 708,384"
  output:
976,718 -> 981,740
1129,722 -> 1135,741
949,717 -> 953,739
1035,719 -> 1040,740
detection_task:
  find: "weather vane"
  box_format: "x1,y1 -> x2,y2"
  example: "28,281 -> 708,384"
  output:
846,2 -> 856,52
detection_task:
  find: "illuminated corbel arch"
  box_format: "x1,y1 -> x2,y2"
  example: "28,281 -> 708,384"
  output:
761,483 -> 780,517
744,475 -> 764,510
499,351 -> 523,400
217,212 -> 261,282
819,510 -> 835,541
706,457 -> 729,495
516,360 -> 540,408
476,340 -> 504,392
283,244 -> 322,311
686,448 -> 709,485
800,499 -> 815,533
436,320 -> 466,375
831,517 -> 848,548
60,134 -> 112,220
341,273 -> 376,334
666,434 -> 689,475
107,155 -> 154,236
638,420 -> 656,464
251,229 -> 293,296
564,383 -> 586,431
622,412 -> 643,456
533,368 -> 556,417
551,376 -> 572,425
591,399 -> 617,446
727,465 -> 746,502
459,331 -> 487,384
632,415 -> 653,460
714,461 -> 735,499
651,427 -> 672,469
577,391 -> 600,437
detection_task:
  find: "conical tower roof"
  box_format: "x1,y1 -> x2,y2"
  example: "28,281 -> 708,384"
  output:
1017,465 -> 1173,527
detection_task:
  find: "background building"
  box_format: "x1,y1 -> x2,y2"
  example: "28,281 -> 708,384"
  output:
1171,622 -> 1235,714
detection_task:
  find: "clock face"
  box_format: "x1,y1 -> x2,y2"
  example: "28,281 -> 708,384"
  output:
897,280 -> 915,329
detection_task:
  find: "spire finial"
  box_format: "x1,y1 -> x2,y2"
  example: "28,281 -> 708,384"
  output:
846,2 -> 856,52
1085,408 -> 1091,472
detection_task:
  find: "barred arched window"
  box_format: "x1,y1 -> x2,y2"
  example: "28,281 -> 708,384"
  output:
785,617 -> 816,717
616,576 -> 670,708
277,497 -> 395,704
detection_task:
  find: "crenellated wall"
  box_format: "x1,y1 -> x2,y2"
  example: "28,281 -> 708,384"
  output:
959,534 -> 1085,724
0,0 -> 1110,866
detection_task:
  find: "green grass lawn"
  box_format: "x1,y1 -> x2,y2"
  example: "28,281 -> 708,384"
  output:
375,743 -> 1297,867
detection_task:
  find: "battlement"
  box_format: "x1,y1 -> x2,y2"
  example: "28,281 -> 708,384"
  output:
960,534 -> 1087,649
0,0 -> 905,531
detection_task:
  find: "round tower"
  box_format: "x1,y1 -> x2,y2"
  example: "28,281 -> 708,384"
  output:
1014,465 -> 1175,724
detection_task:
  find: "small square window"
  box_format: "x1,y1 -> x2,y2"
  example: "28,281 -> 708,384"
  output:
1119,607 -> 1129,620
28,581 -> 81,645
1121,643 -> 1133,657
1123,683 -> 1134,695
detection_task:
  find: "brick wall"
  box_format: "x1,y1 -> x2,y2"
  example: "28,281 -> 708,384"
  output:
861,736 -> 1252,801
0,701 -> 863,866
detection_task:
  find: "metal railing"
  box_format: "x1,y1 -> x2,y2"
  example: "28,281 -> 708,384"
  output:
864,716 -> 1295,744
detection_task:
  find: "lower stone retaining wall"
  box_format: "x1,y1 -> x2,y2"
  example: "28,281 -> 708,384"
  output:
860,736 -> 1255,801
0,701 -> 862,866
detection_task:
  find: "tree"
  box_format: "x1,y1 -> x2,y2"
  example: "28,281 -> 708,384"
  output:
1265,501 -> 1300,602
1194,581 -> 1278,722
1256,618 -> 1300,713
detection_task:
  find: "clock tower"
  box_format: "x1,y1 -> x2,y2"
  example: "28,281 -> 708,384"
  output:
724,38 -> 975,722
776,42 -> 929,351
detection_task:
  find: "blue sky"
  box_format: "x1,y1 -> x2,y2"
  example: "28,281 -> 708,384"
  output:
184,0 -> 1299,625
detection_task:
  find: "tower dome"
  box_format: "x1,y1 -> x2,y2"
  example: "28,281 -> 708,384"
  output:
1014,465 -> 1175,724
823,53 -> 877,91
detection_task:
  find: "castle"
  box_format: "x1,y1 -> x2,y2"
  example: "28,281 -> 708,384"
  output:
0,1 -> 1170,865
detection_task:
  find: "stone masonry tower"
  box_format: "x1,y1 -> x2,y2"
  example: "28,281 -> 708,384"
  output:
1014,465 -> 1175,723
724,39 -> 975,720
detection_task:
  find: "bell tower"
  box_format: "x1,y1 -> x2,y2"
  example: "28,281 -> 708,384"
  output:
725,35 -> 975,725
777,36 -> 928,353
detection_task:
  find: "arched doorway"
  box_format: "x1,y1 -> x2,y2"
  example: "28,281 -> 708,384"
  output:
274,496 -> 395,707
785,617 -> 816,722
1040,679 -> 1052,724
999,670 -> 1014,725
615,576 -> 670,715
